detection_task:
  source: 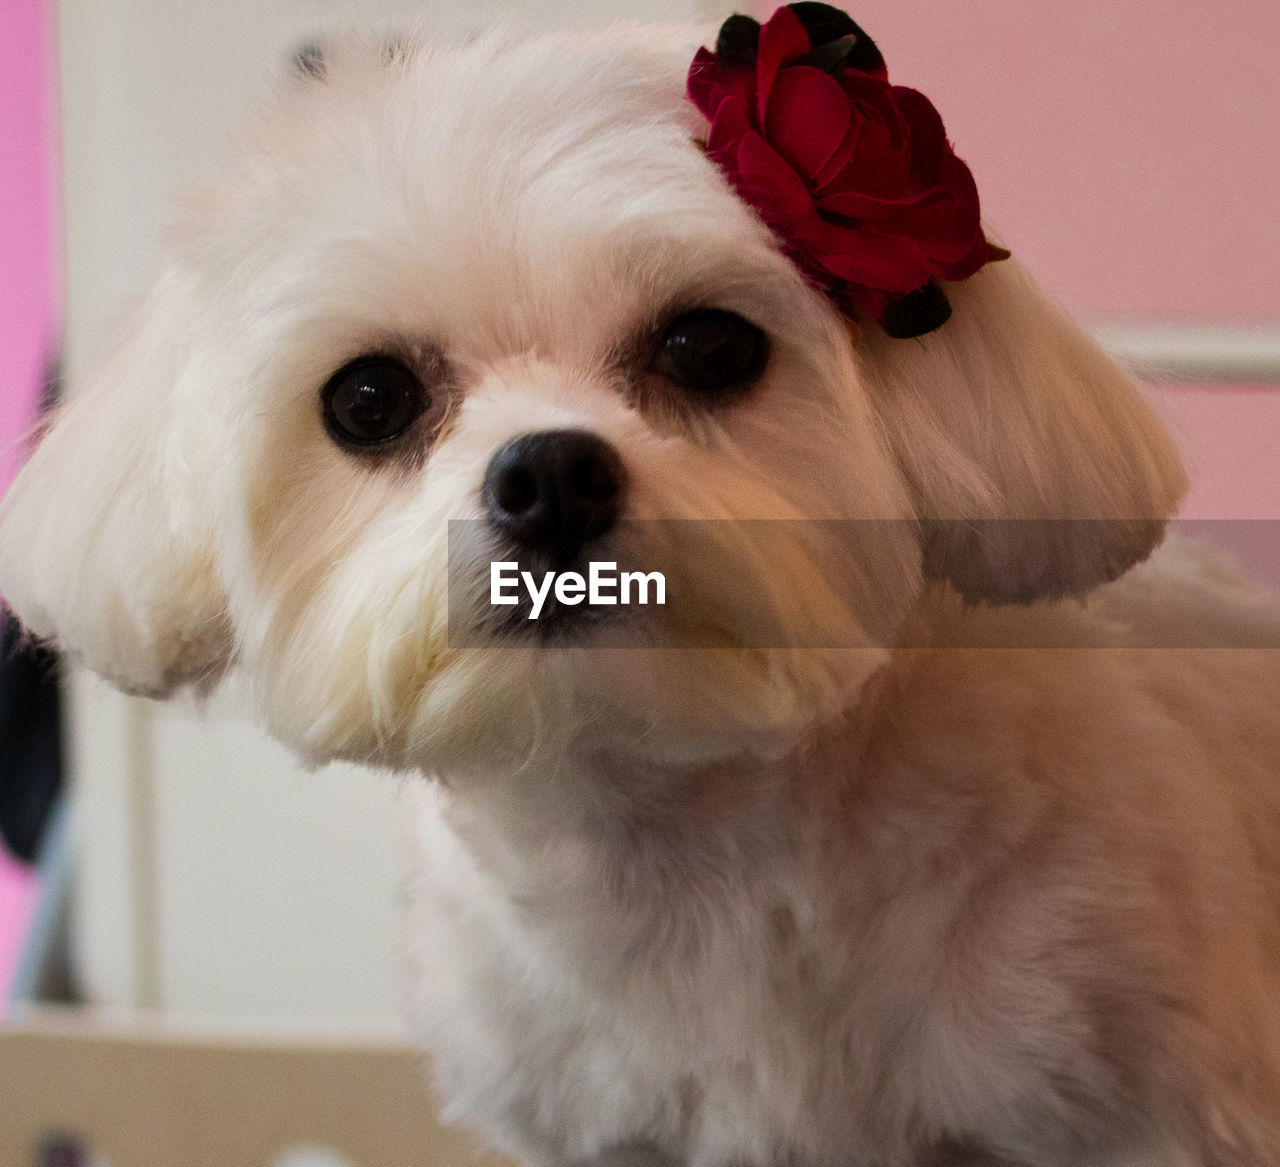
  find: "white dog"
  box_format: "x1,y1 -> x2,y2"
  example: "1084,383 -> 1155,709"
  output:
3,7 -> 1280,1166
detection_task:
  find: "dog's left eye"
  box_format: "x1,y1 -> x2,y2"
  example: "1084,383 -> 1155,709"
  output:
655,309 -> 769,399
322,357 -> 425,448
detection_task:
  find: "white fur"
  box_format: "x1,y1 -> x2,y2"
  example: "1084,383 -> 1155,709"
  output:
3,21 -> 1279,1167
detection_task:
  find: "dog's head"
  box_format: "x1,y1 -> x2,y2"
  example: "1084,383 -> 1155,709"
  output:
0,19 -> 1184,774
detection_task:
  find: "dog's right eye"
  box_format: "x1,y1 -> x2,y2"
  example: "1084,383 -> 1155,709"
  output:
322,357 -> 425,448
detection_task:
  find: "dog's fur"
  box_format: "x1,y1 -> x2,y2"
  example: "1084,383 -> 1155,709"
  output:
4,22 -> 1280,1167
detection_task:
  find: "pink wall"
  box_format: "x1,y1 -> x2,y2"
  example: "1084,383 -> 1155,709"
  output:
737,6 -> 1280,578
1160,387 -> 1280,587
749,1 -> 1280,327
0,0 -> 58,1003
0,0 -> 59,492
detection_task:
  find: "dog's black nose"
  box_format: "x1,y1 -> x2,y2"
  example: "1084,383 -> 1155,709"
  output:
483,430 -> 626,562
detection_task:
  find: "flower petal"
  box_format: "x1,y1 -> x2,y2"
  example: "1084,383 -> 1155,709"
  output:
818,188 -> 919,222
839,122 -> 909,197
755,6 -> 812,125
890,86 -> 948,189
686,48 -> 722,117
936,152 -> 980,217
896,193 -> 981,263
933,231 -> 992,282
688,11 -> 997,329
763,66 -> 852,182
813,222 -> 932,292
811,119 -> 861,191
736,131 -> 816,224
707,95 -> 755,168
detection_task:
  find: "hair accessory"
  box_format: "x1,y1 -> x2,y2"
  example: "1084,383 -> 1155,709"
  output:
687,3 -> 1008,338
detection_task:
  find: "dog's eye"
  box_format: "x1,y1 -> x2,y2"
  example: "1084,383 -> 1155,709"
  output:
322,357 -> 424,448
655,309 -> 769,398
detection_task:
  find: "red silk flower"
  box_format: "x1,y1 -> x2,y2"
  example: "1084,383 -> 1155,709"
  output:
687,3 -> 1002,337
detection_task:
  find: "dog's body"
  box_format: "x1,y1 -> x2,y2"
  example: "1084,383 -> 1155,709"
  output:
406,542 -> 1280,1167
2,17 -> 1279,1167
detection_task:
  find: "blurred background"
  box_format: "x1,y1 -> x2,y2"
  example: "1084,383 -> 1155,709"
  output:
1,0 -> 1277,1077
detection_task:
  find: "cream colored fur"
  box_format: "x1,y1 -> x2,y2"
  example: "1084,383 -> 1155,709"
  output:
2,21 -> 1278,1167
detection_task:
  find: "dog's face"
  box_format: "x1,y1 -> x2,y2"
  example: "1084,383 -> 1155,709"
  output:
0,26 -> 1185,777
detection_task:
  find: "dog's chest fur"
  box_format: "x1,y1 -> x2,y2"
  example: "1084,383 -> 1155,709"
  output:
402,567 -> 1280,1167
403,761 -> 1098,1167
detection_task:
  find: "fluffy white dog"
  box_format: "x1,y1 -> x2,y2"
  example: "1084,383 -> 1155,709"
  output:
3,9 -> 1280,1166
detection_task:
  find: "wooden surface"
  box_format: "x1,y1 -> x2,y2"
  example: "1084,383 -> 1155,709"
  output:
0,1009 -> 519,1167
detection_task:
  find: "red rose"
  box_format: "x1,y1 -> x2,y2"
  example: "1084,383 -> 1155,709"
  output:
687,4 -> 997,337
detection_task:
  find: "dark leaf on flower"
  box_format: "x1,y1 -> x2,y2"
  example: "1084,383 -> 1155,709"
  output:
788,2 -> 858,43
715,14 -> 762,71
882,281 -> 953,338
789,3 -> 886,77
791,35 -> 859,78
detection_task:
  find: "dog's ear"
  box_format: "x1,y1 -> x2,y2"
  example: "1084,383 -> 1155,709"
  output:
0,268 -> 231,695
859,257 -> 1187,605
